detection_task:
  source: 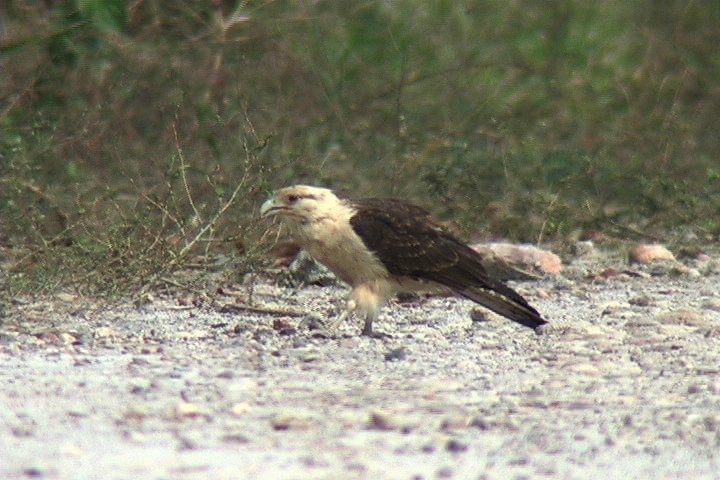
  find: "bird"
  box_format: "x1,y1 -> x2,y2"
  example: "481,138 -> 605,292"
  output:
260,185 -> 548,337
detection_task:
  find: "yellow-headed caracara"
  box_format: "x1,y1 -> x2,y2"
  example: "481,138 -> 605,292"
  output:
261,185 -> 548,337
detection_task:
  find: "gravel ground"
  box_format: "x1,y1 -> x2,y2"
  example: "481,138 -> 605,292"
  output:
1,260 -> 720,479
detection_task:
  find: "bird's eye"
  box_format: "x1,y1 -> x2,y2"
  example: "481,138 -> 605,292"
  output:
287,194 -> 300,203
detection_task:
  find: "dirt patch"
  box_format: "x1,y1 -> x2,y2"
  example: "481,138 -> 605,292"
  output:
1,267 -> 720,479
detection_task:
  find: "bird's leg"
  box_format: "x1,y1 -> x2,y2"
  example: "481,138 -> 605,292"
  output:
361,310 -> 391,338
312,297 -> 388,338
324,299 -> 357,331
361,310 -> 377,336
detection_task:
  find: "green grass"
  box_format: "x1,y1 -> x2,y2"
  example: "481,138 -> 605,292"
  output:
1,0 -> 720,296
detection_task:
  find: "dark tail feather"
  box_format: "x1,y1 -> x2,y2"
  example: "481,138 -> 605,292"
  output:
458,284 -> 547,330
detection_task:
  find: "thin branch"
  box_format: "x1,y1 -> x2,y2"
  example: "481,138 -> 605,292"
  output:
142,192 -> 187,237
216,303 -> 306,317
175,171 -> 246,261
536,193 -> 560,246
173,121 -> 203,223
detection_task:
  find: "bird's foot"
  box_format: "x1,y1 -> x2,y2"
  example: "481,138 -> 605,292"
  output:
325,310 -> 351,331
298,313 -> 354,339
363,330 -> 391,339
297,313 -> 326,331
360,313 -> 390,338
361,325 -> 391,339
309,328 -> 345,339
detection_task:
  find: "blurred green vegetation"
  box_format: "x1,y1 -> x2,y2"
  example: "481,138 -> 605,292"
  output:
1,0 -> 719,295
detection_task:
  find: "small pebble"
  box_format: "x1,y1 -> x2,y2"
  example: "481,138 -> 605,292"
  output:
446,438 -> 468,452
175,402 -> 206,418
384,347 -> 407,361
369,410 -> 399,431
221,433 -> 250,444
231,403 -> 252,416
271,411 -> 312,431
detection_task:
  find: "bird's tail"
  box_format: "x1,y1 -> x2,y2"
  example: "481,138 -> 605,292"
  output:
458,282 -> 547,330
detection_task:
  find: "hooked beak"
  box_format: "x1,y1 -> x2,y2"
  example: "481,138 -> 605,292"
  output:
260,197 -> 283,217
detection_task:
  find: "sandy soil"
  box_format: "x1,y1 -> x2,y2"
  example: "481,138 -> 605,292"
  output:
1,260 -> 720,479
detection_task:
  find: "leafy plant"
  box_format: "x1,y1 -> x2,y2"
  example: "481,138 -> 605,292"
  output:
2,0 -> 719,297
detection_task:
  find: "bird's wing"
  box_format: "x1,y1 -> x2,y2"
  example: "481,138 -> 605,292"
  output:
349,199 -> 546,329
349,198 -> 466,278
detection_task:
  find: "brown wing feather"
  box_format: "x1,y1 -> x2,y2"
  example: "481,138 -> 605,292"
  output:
349,199 -> 547,330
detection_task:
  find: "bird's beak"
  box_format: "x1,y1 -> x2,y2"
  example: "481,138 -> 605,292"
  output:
260,197 -> 281,217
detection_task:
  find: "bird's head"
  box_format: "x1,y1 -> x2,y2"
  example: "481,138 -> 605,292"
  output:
260,185 -> 341,225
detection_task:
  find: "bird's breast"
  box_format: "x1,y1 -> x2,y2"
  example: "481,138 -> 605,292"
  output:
296,219 -> 389,286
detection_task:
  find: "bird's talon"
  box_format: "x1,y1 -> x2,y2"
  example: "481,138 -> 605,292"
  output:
309,329 -> 340,339
361,328 -> 391,339
298,313 -> 326,331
